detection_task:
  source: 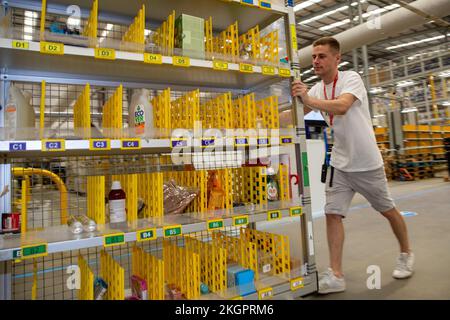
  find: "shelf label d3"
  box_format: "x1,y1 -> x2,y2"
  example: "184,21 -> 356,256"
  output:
144,53 -> 163,64
103,233 -> 125,247
173,56 -> 190,67
42,139 -> 65,152
12,40 -> 29,50
95,48 -> 116,60
40,41 -> 64,55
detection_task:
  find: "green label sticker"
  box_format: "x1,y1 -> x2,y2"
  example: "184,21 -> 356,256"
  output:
233,215 -> 249,226
21,244 -> 48,259
104,233 -> 125,247
302,152 -> 310,187
268,210 -> 281,221
137,228 -> 156,242
207,219 -> 224,230
164,225 -> 182,238
290,207 -> 303,216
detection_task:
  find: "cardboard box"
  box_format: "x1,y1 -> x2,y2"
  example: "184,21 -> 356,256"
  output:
175,14 -> 205,59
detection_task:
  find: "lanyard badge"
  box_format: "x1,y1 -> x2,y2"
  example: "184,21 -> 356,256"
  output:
323,73 -> 339,126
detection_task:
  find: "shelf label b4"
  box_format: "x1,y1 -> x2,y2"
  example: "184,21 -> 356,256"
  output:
137,228 -> 156,242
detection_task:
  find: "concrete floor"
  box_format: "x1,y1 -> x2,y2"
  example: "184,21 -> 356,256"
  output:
306,177 -> 450,300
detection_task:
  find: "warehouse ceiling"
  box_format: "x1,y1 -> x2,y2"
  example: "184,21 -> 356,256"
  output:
294,0 -> 450,73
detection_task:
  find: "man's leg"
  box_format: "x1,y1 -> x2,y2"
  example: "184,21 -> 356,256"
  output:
326,214 -> 345,277
381,207 -> 411,253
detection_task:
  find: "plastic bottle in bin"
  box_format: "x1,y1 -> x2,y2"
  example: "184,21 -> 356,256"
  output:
109,181 -> 127,227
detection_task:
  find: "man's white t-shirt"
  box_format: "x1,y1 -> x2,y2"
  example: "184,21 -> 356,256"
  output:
308,70 -> 383,172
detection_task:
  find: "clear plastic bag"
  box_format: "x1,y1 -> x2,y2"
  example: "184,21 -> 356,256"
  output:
163,179 -> 199,215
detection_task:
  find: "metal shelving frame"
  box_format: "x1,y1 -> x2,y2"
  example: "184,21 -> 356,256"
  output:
0,0 -> 317,300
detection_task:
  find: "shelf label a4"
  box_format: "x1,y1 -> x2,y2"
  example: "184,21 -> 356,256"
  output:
42,139 -> 65,152
40,41 -> 64,55
173,56 -> 190,67
207,219 -> 224,231
144,53 -> 163,64
104,233 -> 125,247
163,225 -> 182,238
137,228 -> 156,242
89,139 -> 111,150
213,60 -> 229,71
95,48 -> 116,60
12,40 -> 29,50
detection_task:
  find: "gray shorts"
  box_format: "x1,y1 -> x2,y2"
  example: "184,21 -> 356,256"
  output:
325,166 -> 395,218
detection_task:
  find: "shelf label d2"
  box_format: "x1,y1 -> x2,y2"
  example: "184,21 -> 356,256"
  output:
258,287 -> 273,300
103,233 -> 125,247
233,215 -> 249,227
12,40 -> 29,50
95,48 -> 116,60
207,219 -> 224,231
9,142 -> 27,151
163,225 -> 182,238
213,60 -> 228,71
173,56 -> 190,67
137,228 -> 156,242
262,66 -> 275,75
89,139 -> 111,150
268,210 -> 281,221
291,277 -> 304,291
20,243 -> 48,260
144,53 -> 163,64
239,63 -> 254,73
120,139 -> 141,150
290,207 -> 303,217
42,139 -> 65,152
40,41 -> 64,55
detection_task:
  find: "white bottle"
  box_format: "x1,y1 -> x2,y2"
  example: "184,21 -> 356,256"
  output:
109,181 -> 127,224
128,89 -> 154,137
5,85 -> 36,139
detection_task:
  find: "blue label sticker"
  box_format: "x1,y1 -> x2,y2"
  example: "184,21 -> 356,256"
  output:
242,0 -> 254,4
171,139 -> 188,148
400,211 -> 418,217
260,1 -> 271,9
281,137 -> 293,144
202,139 -> 215,147
235,138 -> 248,146
121,140 -> 140,149
258,138 -> 269,145
9,142 -> 26,151
45,141 -> 62,150
90,139 -> 109,150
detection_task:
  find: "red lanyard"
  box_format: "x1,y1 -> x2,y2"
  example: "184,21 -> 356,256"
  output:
323,73 -> 338,126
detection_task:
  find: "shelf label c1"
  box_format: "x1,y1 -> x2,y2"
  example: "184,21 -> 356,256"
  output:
95,48 -> 116,60
40,41 -> 64,55
213,60 -> 229,71
173,56 -> 190,67
144,53 -> 163,64
233,215 -> 249,226
163,225 -> 182,238
89,139 -> 111,150
258,287 -> 273,300
239,63 -> 254,73
268,210 -> 281,221
12,40 -> 29,50
207,219 -> 224,231
137,228 -> 157,242
9,142 -> 27,151
42,139 -> 65,152
103,233 -> 125,247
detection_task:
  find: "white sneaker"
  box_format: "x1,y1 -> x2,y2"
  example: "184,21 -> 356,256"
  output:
318,268 -> 346,294
392,252 -> 415,279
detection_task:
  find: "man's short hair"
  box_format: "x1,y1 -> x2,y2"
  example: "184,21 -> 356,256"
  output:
313,37 -> 340,53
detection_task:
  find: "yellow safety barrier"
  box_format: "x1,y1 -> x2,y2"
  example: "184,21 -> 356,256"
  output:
152,88 -> 172,138
239,25 -> 260,62
100,250 -> 124,300
79,255 -> 94,300
138,172 -> 164,218
122,5 -> 145,52
260,30 -> 278,64
256,96 -> 279,129
83,0 -> 98,48
184,236 -> 227,293
279,164 -> 290,201
102,85 -> 123,138
40,0 -> 47,41
74,83 -> 91,138
153,11 -> 175,56
132,246 -> 164,300
12,168 -> 68,226
163,240 -> 201,299
112,174 -> 138,222
87,176 -> 105,224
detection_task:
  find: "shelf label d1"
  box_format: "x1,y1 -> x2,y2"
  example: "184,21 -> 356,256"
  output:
279,68 -> 291,77
262,66 -> 275,75
290,207 -> 303,217
163,225 -> 182,238
42,139 -> 65,152
144,53 -> 163,64
89,139 -> 111,150
120,139 -> 141,150
233,215 -> 249,226
20,243 -> 48,260
173,56 -> 190,67
137,228 -> 157,242
103,233 -> 125,247
12,40 -> 29,50
9,142 -> 27,151
207,219 -> 224,231
95,48 -> 116,60
213,60 -> 229,71
40,41 -> 64,55
239,63 -> 254,73
291,277 -> 304,291
268,210 -> 281,221
258,287 -> 273,300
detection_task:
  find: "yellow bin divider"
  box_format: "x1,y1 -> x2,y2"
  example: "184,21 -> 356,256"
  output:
102,85 -> 123,138
132,246 -> 164,300
152,88 -> 172,138
87,176 -> 105,225
260,30 -> 279,64
256,95 -> 279,129
121,5 -> 145,52
83,0 -> 98,48
153,11 -> 175,56
279,164 -> 290,201
78,255 -> 94,300
239,25 -> 260,61
74,83 -> 91,139
100,250 -> 124,300
138,172 -> 164,218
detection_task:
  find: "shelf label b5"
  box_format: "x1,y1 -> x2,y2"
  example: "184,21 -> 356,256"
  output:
12,40 -> 29,50
40,41 -> 64,55
163,225 -> 182,238
173,56 -> 190,67
42,139 -> 65,152
95,48 -> 116,60
144,53 -> 163,64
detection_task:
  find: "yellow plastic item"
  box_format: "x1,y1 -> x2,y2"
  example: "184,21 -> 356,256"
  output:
112,174 -> 138,222
207,170 -> 225,211
132,246 -> 164,300
256,96 -> 279,129
32,259 -> 38,300
205,17 -> 213,56
260,30 -> 278,64
171,89 -> 200,129
20,176 -> 30,234
200,92 -> 233,129
239,25 -> 260,62
153,11 -> 175,56
138,172 -> 164,218
40,80 -> 46,138
83,0 -> 98,47
87,176 -> 105,224
122,5 -> 145,52
79,255 -> 94,300
74,83 -> 91,138
212,21 -> 239,60
12,168 -> 68,226
279,164 -> 290,201
40,0 -> 47,41
233,93 -> 257,129
100,250 -> 124,300
152,88 -> 172,138
102,85 -> 123,138
233,167 -> 267,205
